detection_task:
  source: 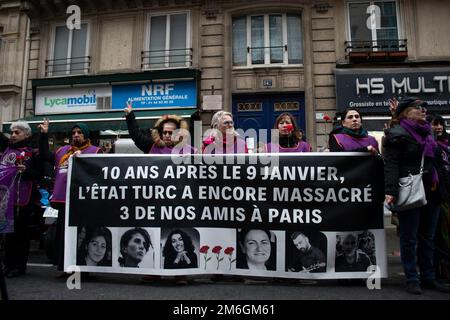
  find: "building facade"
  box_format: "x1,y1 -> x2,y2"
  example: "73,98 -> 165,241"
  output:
0,0 -> 29,123
1,0 -> 450,150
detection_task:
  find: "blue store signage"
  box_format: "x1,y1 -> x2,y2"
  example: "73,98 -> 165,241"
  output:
112,80 -> 197,110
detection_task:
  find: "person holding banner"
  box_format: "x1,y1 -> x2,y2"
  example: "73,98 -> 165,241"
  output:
265,113 -> 311,153
38,120 -> 102,277
202,111 -> 248,154
328,108 -> 379,154
384,97 -> 450,294
124,102 -> 196,284
1,122 -> 41,278
124,101 -> 196,154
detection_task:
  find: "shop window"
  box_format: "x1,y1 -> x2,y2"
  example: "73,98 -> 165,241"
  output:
47,23 -> 89,76
232,13 -> 302,67
143,12 -> 191,69
345,0 -> 406,59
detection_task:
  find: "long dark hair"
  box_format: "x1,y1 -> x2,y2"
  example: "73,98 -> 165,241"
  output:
77,227 -> 112,266
162,229 -> 196,264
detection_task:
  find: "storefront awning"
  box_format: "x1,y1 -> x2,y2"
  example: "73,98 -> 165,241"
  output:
2,109 -> 199,134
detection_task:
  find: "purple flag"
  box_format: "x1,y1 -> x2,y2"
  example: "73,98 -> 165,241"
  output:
0,165 -> 18,234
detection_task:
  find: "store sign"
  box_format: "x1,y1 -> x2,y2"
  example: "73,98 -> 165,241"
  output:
112,80 -> 197,110
35,86 -> 112,115
335,68 -> 450,114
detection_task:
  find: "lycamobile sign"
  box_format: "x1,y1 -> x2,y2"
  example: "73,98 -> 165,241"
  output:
36,87 -> 111,115
44,93 -> 96,108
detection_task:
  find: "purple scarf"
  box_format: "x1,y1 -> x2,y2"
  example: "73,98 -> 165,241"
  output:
399,119 -> 436,158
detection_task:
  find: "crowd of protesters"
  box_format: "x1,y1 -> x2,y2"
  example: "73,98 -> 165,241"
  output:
0,97 -> 449,295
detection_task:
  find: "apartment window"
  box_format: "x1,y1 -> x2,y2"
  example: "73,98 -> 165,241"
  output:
347,1 -> 399,46
232,13 -> 302,67
48,23 -> 89,76
144,12 -> 191,69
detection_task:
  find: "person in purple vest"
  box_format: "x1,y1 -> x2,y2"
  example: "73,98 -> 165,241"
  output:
384,97 -> 450,294
124,101 -> 196,155
1,121 -> 41,277
328,108 -> 379,154
265,113 -> 312,153
124,102 -> 195,285
202,111 -> 248,154
38,120 -> 102,277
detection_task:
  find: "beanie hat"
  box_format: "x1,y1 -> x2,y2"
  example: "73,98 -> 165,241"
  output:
395,97 -> 428,117
72,123 -> 90,139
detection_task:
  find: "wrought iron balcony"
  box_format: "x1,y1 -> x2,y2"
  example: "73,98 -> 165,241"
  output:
141,48 -> 193,70
345,39 -> 408,62
45,56 -> 91,77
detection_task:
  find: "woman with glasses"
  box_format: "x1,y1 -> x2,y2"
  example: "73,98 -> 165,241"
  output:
124,101 -> 196,154
383,97 -> 450,294
328,108 -> 379,154
202,111 -> 247,154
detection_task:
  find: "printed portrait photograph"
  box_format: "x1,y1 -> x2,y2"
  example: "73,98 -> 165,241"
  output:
236,228 -> 277,271
335,230 -> 376,272
160,228 -> 200,269
285,230 -> 327,273
76,226 -> 112,267
117,227 -> 155,268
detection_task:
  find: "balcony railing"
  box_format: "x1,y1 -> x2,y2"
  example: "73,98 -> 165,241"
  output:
345,39 -> 408,62
141,48 -> 193,70
247,45 -> 287,64
45,56 -> 90,77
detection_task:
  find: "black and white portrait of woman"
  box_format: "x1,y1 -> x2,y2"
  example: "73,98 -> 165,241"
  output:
118,228 -> 154,268
161,228 -> 199,269
76,226 -> 112,267
236,228 -> 277,271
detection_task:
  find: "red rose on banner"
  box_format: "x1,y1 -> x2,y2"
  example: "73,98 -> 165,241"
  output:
199,245 -> 209,254
323,114 -> 331,122
200,245 -> 211,269
212,245 -> 224,270
212,246 -> 222,254
224,247 -> 236,270
224,247 -> 234,255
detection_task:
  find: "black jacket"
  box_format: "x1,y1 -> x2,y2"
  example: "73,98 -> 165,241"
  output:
383,124 -> 450,201
125,112 -> 154,153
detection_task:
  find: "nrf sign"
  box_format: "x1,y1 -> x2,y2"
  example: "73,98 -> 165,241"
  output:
334,68 -> 450,114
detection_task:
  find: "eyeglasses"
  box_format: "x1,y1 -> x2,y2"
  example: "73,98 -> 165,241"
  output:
162,131 -> 173,136
222,121 -> 234,126
343,241 -> 356,245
